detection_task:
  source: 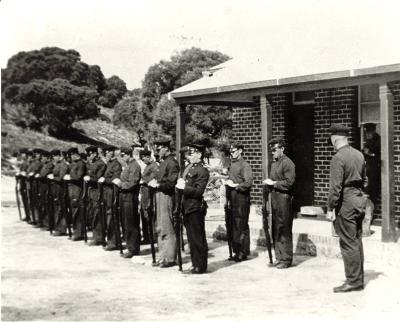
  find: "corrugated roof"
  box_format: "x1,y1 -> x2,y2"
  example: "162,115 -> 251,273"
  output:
170,50 -> 400,98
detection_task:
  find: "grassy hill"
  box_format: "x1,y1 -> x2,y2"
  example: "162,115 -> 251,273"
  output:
1,107 -> 138,172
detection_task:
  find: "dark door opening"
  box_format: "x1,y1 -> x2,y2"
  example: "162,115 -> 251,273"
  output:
287,104 -> 315,213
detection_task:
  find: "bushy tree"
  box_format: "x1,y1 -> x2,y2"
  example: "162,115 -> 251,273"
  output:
113,90 -> 141,129
1,47 -> 108,136
98,75 -> 128,108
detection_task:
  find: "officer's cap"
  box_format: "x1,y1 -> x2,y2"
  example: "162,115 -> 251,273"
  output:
268,137 -> 286,149
80,152 -> 87,160
187,142 -> 206,154
103,145 -> 117,152
51,149 -> 61,156
139,149 -> 152,157
230,142 -> 244,151
120,146 -> 133,155
67,147 -> 79,155
131,142 -> 142,149
364,123 -> 376,132
19,148 -> 28,154
85,146 -> 98,154
33,148 -> 44,154
153,138 -> 171,148
41,150 -> 51,157
329,123 -> 350,136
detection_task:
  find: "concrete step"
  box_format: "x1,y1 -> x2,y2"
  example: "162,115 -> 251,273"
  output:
205,207 -> 400,268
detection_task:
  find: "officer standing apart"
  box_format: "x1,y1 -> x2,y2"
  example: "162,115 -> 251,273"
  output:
263,138 -> 296,269
176,143 -> 210,274
148,139 -> 180,268
225,142 -> 253,262
113,147 -> 142,258
326,124 -> 367,293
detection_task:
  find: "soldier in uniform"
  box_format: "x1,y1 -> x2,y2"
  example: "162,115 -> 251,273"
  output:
326,124 -> 367,293
84,146 -> 107,246
113,146 -> 142,258
38,150 -> 55,229
99,146 -> 122,251
16,148 -> 31,222
64,148 -> 87,241
139,149 -> 159,248
148,138 -> 180,268
263,137 -> 296,269
225,142 -> 253,262
50,149 -> 70,236
28,148 -> 44,226
176,143 -> 210,274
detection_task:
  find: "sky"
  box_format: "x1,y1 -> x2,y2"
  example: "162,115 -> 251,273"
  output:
1,0 -> 400,90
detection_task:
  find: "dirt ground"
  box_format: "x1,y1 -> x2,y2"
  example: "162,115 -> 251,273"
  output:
1,175 -> 400,321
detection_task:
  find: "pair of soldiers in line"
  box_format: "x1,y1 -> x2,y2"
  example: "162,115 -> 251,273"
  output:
16,139 -> 212,274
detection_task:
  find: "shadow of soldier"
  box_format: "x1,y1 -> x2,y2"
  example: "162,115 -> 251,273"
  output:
364,270 -> 384,286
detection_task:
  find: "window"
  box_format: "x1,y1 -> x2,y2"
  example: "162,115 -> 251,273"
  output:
292,91 -> 315,105
359,83 -> 380,139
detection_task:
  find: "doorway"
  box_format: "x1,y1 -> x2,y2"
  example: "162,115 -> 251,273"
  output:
287,104 -> 315,212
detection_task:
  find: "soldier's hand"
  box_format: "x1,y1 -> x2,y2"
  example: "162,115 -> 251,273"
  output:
47,174 -> 54,180
21,171 -> 27,177
63,174 -> 71,181
326,210 -> 336,221
225,179 -> 238,188
34,174 -> 40,178
263,178 -> 275,186
28,172 -> 34,177
98,177 -> 105,183
176,178 -> 185,190
148,179 -> 159,188
112,178 -> 121,186
83,175 -> 90,182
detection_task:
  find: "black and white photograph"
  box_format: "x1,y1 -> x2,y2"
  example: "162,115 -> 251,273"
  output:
1,0 -> 400,321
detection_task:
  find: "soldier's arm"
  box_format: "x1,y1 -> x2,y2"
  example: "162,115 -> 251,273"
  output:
120,162 -> 141,190
76,162 -> 86,179
327,155 -> 344,211
183,168 -> 210,198
158,160 -> 179,193
236,162 -> 253,192
93,162 -> 106,181
274,159 -> 296,191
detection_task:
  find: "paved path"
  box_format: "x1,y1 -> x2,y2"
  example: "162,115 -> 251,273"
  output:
2,201 -> 400,321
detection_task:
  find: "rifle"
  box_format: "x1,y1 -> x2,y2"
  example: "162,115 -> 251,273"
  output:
148,186 -> 157,264
224,184 -> 233,260
47,178 -> 55,235
98,182 -> 107,246
262,184 -> 273,264
63,180 -> 72,238
112,185 -> 124,255
82,181 -> 89,243
15,176 -> 22,221
173,186 -> 183,271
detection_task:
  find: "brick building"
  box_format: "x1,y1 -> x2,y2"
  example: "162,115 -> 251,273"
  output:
169,59 -> 400,242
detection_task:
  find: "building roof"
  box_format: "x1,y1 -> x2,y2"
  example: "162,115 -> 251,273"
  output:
170,52 -> 400,99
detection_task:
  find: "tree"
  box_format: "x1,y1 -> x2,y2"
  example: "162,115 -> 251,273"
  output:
98,75 -> 128,108
141,47 -> 231,144
113,90 -> 141,129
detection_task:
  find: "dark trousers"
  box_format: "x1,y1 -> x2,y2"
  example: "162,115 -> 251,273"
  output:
334,206 -> 364,286
230,190 -> 250,256
68,184 -> 84,238
87,187 -> 104,243
39,181 -> 50,227
184,210 -> 208,271
20,180 -> 31,221
121,191 -> 141,254
271,191 -> 293,265
53,182 -> 67,234
104,186 -> 117,246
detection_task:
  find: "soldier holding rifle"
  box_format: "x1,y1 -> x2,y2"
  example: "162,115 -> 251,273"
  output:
38,150 -> 54,230
64,147 -> 86,241
225,142 -> 253,262
176,142 -> 210,274
16,148 -> 31,222
113,146 -> 142,258
50,149 -> 70,236
148,138 -> 180,268
84,146 -> 107,246
28,149 -> 44,226
99,146 -> 122,251
263,137 -> 295,269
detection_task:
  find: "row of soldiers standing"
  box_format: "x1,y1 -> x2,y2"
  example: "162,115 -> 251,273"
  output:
15,139 -> 212,274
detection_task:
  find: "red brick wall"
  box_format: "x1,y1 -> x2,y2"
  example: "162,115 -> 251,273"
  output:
389,81 -> 400,221
232,107 -> 263,204
313,86 -> 359,207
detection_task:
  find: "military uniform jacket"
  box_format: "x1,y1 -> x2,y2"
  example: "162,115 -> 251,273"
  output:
328,145 -> 366,212
142,162 -> 159,184
120,159 -> 141,192
86,158 -> 106,186
69,159 -> 86,184
19,160 -> 30,172
364,133 -> 380,168
103,159 -> 122,186
156,155 -> 179,195
28,160 -> 42,175
228,157 -> 253,193
39,161 -> 54,180
53,161 -> 70,182
270,154 -> 296,193
182,163 -> 210,215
